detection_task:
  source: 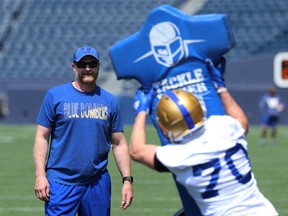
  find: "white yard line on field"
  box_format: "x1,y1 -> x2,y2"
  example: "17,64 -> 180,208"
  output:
0,195 -> 35,200
0,136 -> 14,143
0,207 -> 42,212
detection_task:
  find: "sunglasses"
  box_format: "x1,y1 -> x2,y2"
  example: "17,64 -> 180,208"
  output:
75,61 -> 99,68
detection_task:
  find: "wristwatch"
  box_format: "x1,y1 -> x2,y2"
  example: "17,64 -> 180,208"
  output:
122,176 -> 134,184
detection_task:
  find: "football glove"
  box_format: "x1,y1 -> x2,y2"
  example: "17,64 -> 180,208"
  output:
205,57 -> 226,88
133,88 -> 154,115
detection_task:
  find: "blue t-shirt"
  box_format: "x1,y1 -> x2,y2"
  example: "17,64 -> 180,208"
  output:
37,82 -> 124,185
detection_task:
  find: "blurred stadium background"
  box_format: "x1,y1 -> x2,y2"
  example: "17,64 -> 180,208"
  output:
0,0 -> 287,125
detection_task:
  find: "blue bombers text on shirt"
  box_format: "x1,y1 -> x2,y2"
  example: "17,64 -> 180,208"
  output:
64,102 -> 108,119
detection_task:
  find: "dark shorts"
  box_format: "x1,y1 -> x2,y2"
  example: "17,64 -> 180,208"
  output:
45,170 -> 111,216
262,115 -> 279,128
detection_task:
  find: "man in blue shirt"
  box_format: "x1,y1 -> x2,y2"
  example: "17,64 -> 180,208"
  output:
259,86 -> 285,145
33,46 -> 133,215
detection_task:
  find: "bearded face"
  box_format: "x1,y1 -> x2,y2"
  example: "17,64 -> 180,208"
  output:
73,56 -> 100,85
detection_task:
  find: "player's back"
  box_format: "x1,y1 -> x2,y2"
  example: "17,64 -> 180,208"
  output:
156,115 -> 278,216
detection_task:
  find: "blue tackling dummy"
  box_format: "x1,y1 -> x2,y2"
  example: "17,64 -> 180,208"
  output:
109,5 -> 235,216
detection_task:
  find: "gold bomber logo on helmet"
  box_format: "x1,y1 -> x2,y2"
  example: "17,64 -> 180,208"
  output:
156,89 -> 205,141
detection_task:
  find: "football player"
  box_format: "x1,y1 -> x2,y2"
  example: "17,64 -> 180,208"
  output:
129,71 -> 278,215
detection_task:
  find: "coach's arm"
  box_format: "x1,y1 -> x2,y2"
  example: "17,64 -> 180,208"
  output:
33,125 -> 51,202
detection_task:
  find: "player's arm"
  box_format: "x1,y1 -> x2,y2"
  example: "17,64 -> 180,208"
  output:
279,96 -> 286,112
206,57 -> 249,134
33,124 -> 51,202
218,88 -> 249,134
130,111 -> 159,169
111,131 -> 133,210
129,88 -> 160,170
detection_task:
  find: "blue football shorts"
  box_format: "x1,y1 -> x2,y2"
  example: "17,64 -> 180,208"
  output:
45,170 -> 111,216
262,115 -> 279,128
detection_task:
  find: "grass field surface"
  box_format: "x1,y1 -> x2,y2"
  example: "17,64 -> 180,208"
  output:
0,124 -> 287,216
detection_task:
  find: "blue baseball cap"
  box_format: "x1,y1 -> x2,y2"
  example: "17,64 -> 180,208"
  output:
73,46 -> 100,62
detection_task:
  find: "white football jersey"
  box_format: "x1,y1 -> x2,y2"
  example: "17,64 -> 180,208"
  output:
156,115 -> 278,216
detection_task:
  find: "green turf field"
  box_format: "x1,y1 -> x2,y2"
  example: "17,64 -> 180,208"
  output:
0,125 -> 287,216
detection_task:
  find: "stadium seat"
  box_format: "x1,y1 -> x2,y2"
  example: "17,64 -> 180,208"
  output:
0,0 -> 287,80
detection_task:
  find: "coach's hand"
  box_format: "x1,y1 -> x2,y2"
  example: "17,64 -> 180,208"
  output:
120,181 -> 134,210
34,176 -> 50,202
205,57 -> 226,88
133,88 -> 154,115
